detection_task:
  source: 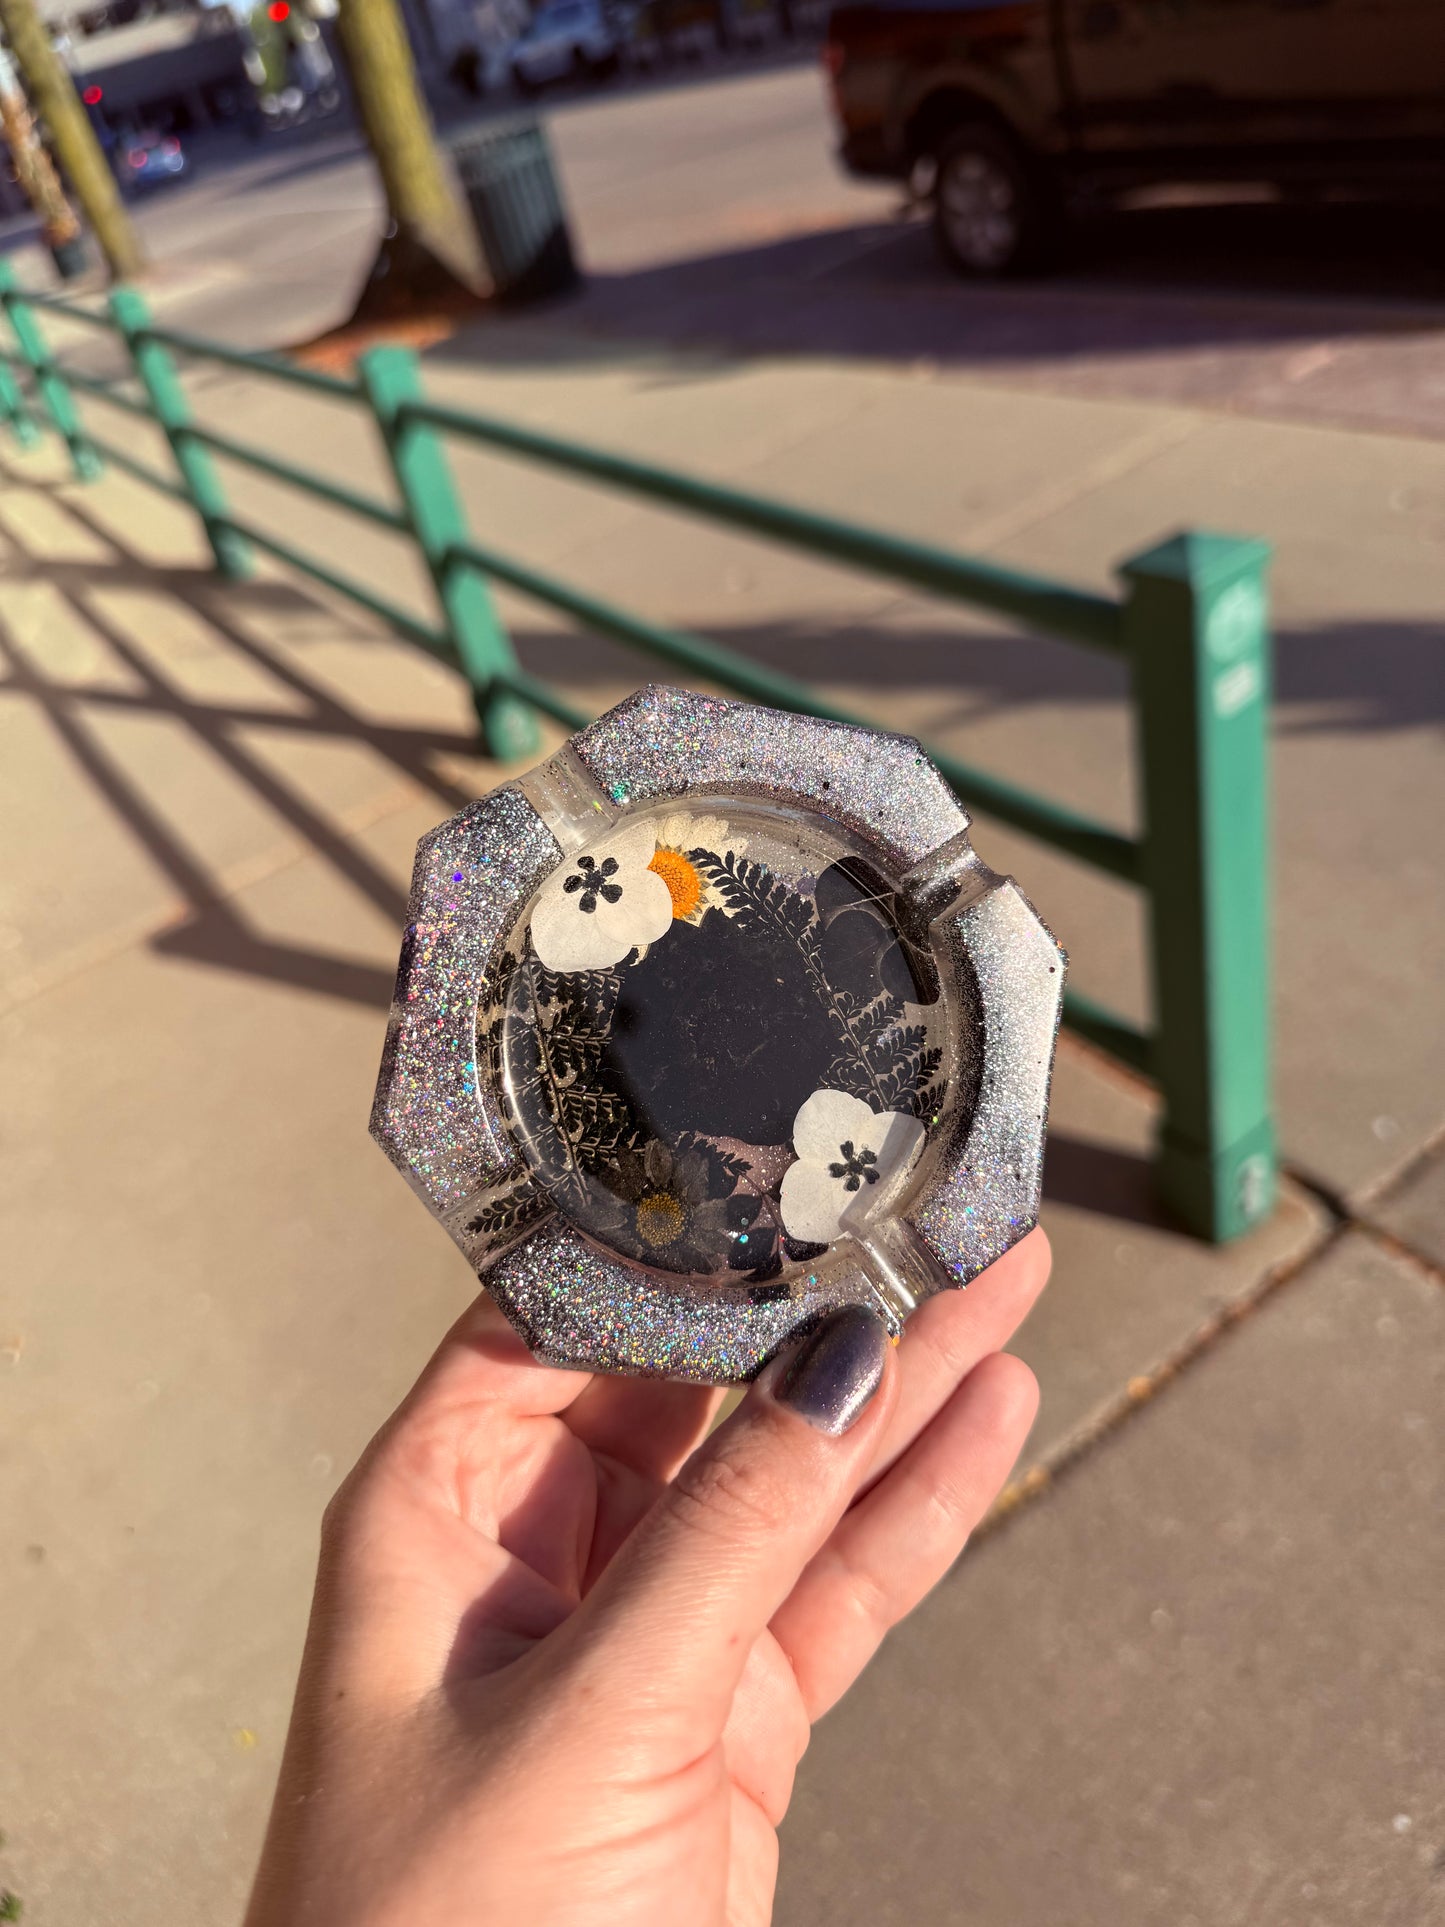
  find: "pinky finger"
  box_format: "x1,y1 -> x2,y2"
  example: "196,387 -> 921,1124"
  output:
769,1351 -> 1039,1722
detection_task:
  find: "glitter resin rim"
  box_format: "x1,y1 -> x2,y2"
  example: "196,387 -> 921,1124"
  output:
371,686 -> 1066,1383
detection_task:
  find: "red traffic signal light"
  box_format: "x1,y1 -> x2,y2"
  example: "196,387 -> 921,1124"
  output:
267,1 -> 290,17
82,85 -> 104,105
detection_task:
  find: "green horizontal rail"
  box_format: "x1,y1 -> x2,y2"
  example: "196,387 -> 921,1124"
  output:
139,323 -> 362,403
64,367 -> 156,421
1061,990 -> 1152,1076
493,665 -> 594,733
210,511 -> 450,655
2,348 -> 152,421
85,432 -> 193,502
929,748 -> 1137,880
5,397 -> 46,430
20,290 -> 118,333
412,396 -> 1126,654
448,533 -> 1139,880
8,294 -> 360,406
180,422 -> 409,534
11,285 -> 347,393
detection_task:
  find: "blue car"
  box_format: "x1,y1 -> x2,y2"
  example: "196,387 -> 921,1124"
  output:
115,130 -> 189,193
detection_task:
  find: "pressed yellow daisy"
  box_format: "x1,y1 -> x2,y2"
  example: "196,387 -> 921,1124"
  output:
647,812 -> 745,924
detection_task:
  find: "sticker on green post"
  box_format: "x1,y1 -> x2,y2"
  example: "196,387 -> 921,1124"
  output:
1208,577 -> 1265,720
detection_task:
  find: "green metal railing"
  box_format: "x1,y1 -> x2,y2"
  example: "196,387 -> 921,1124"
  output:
0,259 -> 1275,1242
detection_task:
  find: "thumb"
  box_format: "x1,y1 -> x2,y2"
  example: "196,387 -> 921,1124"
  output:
565,1304 -> 895,1734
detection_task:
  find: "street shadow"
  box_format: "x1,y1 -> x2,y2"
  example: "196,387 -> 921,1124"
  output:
1054,197 -> 1445,306
0,456 -> 493,1012
436,197 -> 1445,407
1041,1131 -> 1159,1228
505,608 -> 1444,737
1272,617 -> 1445,734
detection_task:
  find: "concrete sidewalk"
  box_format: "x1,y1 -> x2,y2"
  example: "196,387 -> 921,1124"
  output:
0,331 -> 1441,1924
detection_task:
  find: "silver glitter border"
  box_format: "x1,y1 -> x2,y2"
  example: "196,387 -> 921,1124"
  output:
572,685 -> 970,870
372,687 -> 1065,1382
370,785 -> 560,1216
487,1218 -> 886,1384
911,881 -> 1066,1285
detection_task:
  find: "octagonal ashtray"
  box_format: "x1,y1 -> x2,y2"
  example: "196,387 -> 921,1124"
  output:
371,686 -> 1065,1382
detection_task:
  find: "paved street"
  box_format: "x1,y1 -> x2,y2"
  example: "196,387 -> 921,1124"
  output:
1,60 -> 1443,1927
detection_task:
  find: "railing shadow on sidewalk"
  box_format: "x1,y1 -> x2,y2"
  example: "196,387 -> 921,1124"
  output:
0,452 -> 1182,1232
0,454 -> 497,1012
3,435 -> 1435,1040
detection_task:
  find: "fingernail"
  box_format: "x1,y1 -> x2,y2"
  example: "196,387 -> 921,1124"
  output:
768,1304 -> 889,1437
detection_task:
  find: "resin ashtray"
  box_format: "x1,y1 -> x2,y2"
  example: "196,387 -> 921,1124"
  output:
372,687 -> 1065,1382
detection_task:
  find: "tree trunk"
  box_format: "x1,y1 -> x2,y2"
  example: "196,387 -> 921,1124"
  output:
333,0 -> 483,316
0,0 -> 145,280
0,45 -> 80,249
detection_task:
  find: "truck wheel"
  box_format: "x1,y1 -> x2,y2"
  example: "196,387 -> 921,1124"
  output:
932,123 -> 1053,277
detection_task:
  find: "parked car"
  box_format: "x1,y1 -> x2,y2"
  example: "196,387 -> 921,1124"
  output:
114,129 -> 189,194
824,0 -> 1445,275
510,0 -> 624,89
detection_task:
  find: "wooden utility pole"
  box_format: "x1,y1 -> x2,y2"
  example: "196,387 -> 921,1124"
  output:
0,0 -> 144,280
333,0 -> 483,314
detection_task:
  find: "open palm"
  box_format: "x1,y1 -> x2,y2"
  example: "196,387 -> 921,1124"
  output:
246,1230 -> 1049,1927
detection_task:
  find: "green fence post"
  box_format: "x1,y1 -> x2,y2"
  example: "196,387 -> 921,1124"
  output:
358,345 -> 541,762
1121,531 -> 1276,1242
0,258 -> 99,479
0,345 -> 41,450
107,285 -> 252,580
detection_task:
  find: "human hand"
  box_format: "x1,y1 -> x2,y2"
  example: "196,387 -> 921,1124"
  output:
244,1229 -> 1050,1927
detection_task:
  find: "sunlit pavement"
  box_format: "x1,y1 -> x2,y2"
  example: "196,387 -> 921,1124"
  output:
1,62 -> 1442,1927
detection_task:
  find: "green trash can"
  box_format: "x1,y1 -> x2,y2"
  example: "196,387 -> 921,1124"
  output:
451,121 -> 580,306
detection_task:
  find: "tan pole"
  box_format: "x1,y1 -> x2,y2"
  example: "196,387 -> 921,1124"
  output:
0,0 -> 145,280
333,0 -> 482,297
0,39 -> 83,260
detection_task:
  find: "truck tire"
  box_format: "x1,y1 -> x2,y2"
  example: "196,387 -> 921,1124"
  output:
932,122 -> 1055,277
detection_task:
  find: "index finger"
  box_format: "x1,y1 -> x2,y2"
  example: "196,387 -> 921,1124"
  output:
396,1287 -> 596,1429
556,1305 -> 899,1744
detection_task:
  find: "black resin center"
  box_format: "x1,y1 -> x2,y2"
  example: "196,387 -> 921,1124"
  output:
493,849 -> 950,1283
605,907 -> 833,1144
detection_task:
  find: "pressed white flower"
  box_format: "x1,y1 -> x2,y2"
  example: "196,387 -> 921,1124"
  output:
530,820 -> 673,972
647,811 -> 747,925
779,1088 -> 926,1244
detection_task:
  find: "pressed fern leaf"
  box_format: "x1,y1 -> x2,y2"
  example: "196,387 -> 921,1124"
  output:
465,1180 -> 549,1241
692,850 -> 944,1119
490,946 -> 642,1209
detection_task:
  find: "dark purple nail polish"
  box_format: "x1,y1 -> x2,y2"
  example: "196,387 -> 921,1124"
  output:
770,1304 -> 889,1436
